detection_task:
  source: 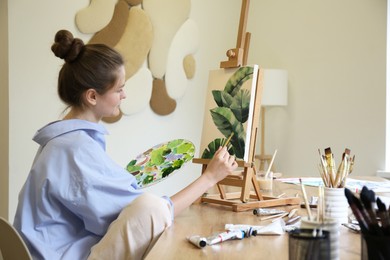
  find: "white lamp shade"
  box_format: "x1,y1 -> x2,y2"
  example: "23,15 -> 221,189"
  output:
261,69 -> 288,106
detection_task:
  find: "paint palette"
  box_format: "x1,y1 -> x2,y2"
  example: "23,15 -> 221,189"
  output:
126,139 -> 195,188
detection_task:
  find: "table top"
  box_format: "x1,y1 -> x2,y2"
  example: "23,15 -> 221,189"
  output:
146,176 -> 390,260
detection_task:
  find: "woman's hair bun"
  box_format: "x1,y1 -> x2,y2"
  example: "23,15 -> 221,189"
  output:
51,29 -> 84,63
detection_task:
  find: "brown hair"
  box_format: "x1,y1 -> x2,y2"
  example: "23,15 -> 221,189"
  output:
51,30 -> 124,108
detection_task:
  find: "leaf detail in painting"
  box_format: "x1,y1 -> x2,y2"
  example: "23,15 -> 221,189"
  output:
212,90 -> 223,107
221,91 -> 234,108
229,128 -> 246,159
210,107 -> 241,138
230,89 -> 250,123
224,66 -> 254,96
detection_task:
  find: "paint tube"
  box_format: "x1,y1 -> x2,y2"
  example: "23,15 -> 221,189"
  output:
187,235 -> 207,248
253,208 -> 285,216
226,221 -> 285,235
206,230 -> 245,245
225,224 -> 263,232
224,224 -> 258,237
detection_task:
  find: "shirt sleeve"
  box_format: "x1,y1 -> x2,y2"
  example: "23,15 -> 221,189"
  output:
49,136 -> 144,236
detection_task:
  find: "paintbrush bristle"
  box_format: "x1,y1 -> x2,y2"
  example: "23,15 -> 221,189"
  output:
376,197 -> 387,212
360,187 -> 372,209
325,147 -> 332,155
344,188 -> 355,205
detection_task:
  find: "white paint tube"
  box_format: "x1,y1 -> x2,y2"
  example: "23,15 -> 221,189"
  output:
225,222 -> 285,235
224,224 -> 257,237
206,230 -> 245,245
187,235 -> 207,248
225,224 -> 264,232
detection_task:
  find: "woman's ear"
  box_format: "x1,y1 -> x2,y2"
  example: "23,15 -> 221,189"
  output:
84,89 -> 98,106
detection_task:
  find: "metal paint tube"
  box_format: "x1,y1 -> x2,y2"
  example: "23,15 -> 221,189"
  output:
253,208 -> 286,216
207,230 -> 245,245
187,235 -> 207,248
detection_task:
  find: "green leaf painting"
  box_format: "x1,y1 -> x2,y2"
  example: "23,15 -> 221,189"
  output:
201,65 -> 257,160
224,66 -> 254,96
230,89 -> 251,123
126,139 -> 195,188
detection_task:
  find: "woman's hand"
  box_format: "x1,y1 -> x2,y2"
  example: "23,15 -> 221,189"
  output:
170,146 -> 238,216
203,146 -> 238,184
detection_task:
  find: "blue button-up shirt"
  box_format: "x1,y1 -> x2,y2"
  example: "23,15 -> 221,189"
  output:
13,119 -> 168,259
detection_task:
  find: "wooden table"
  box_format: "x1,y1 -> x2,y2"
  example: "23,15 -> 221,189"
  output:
146,177 -> 390,260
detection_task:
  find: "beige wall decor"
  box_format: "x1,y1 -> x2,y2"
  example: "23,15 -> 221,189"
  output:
75,0 -> 199,119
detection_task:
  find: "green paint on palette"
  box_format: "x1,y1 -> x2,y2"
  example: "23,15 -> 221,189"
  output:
126,139 -> 195,188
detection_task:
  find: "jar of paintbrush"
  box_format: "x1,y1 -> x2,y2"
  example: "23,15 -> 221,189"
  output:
318,147 -> 354,224
300,184 -> 340,260
345,187 -> 390,260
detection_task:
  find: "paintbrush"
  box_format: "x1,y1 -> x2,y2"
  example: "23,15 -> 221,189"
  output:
317,185 -> 324,223
223,132 -> 234,147
345,188 -> 369,234
285,215 -> 301,225
349,155 -> 355,174
300,178 -> 313,220
360,186 -> 383,235
265,149 -> 277,179
318,149 -> 330,186
260,212 -> 287,221
340,149 -> 352,187
360,187 -> 377,217
324,147 -> 335,187
376,197 -> 390,235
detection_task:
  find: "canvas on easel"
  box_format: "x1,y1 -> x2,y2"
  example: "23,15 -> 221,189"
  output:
199,64 -> 259,162
193,65 -> 300,212
193,64 -> 263,211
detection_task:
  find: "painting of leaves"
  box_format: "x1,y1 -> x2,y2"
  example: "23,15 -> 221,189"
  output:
200,65 -> 259,162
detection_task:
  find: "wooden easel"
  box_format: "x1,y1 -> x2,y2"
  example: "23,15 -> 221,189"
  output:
255,107 -> 276,172
193,0 -> 300,212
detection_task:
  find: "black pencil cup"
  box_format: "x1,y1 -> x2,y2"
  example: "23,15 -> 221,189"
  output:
289,229 -> 330,260
361,233 -> 390,260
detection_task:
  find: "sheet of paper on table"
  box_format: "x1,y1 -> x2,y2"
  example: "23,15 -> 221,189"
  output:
278,177 -> 390,193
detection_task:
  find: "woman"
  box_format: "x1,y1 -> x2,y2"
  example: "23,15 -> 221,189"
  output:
14,30 -> 238,260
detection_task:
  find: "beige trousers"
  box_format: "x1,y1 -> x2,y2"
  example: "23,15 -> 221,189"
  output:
88,193 -> 173,260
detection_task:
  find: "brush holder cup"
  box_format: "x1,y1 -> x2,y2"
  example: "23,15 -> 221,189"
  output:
288,228 -> 330,260
323,187 -> 349,225
361,233 -> 390,260
300,217 -> 339,260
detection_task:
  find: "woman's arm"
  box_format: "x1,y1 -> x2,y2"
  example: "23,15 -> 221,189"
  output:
170,146 -> 238,216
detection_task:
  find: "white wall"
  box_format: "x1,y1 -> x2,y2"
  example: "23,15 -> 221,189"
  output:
247,0 -> 386,177
0,0 -> 9,218
4,0 -> 386,220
